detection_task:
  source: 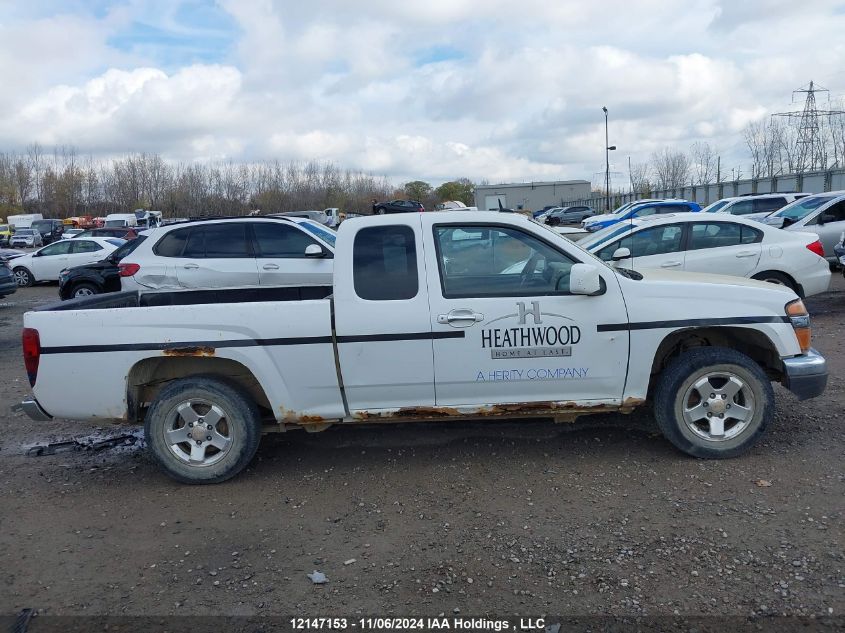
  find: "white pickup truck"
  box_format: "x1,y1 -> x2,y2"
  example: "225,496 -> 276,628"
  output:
18,212 -> 827,484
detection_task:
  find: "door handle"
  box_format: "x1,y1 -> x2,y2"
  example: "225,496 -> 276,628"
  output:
183,263 -> 199,269
660,261 -> 682,268
262,263 -> 280,270
437,309 -> 484,326
736,251 -> 757,258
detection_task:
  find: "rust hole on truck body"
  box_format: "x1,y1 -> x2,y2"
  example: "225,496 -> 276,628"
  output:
163,346 -> 215,357
349,400 -> 642,423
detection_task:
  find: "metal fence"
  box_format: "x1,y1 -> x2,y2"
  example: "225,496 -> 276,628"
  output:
560,168 -> 845,211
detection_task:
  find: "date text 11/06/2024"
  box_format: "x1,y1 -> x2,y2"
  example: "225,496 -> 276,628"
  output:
290,617 -> 548,630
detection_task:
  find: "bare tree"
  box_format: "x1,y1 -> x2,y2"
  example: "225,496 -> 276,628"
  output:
628,161 -> 651,193
690,142 -> 717,185
651,148 -> 691,190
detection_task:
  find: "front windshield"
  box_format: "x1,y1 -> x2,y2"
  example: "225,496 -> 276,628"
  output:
578,222 -> 633,250
104,219 -> 126,227
16,229 -> 34,235
702,199 -> 731,213
301,220 -> 336,246
772,195 -> 836,222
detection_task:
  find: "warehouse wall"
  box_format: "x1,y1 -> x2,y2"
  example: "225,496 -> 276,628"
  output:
475,181 -> 591,211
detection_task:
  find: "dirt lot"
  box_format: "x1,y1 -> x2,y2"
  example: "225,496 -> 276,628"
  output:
0,279 -> 843,626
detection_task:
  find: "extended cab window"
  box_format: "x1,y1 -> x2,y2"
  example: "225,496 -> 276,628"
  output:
596,224 -> 682,261
252,222 -> 319,257
434,225 -> 576,297
353,226 -> 418,300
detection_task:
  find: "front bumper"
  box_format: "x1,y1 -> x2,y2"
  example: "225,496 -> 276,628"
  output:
781,348 -> 828,400
12,396 -> 53,421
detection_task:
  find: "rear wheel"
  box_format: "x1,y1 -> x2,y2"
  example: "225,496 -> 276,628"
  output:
654,347 -> 773,459
71,282 -> 99,298
752,271 -> 798,293
13,267 -> 33,287
145,376 -> 262,484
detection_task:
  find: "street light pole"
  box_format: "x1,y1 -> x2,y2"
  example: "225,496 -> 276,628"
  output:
603,107 -> 609,212
602,107 -> 616,213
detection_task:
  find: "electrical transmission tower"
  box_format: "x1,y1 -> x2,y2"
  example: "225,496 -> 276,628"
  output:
772,81 -> 845,172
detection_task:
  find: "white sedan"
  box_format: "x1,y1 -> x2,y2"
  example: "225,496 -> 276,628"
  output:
578,212 -> 831,297
11,237 -> 124,287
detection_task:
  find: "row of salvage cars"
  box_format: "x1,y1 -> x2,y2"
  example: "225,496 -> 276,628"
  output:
2,198 -> 843,303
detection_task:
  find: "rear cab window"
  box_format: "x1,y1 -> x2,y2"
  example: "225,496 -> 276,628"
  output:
353,226 -> 418,300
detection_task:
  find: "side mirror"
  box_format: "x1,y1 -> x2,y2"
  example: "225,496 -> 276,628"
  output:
818,213 -> 835,225
569,263 -> 604,296
304,244 -> 325,258
611,247 -> 631,262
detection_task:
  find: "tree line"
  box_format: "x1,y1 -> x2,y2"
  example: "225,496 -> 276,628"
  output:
0,144 -> 475,219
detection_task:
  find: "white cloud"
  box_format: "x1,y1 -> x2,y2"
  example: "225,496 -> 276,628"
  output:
0,0 -> 844,186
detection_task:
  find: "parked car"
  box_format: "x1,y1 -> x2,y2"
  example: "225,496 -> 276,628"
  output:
373,200 -> 425,214
0,223 -> 13,246
9,228 -> 43,248
11,238 -> 124,287
103,213 -> 139,228
119,216 -> 336,293
545,206 -> 594,226
761,192 -> 845,263
834,232 -> 845,274
532,205 -> 558,219
578,212 -> 830,297
72,227 -> 139,240
702,193 -> 807,220
584,200 -> 702,232
61,228 -> 86,239
30,219 -> 65,244
58,236 -> 147,300
582,199 -> 666,226
18,211 -> 827,483
269,210 -> 331,226
0,256 -> 17,298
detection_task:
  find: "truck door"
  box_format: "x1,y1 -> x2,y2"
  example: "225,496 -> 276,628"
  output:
333,217 -> 436,412
424,219 -> 630,406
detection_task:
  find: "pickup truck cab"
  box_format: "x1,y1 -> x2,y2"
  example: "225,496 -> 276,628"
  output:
19,212 -> 827,484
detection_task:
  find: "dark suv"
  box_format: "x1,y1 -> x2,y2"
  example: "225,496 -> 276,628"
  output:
30,219 -> 65,244
373,200 -> 425,214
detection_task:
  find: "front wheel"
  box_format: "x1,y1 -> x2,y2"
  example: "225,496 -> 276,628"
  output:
13,267 -> 33,287
653,347 -> 773,459
71,282 -> 100,298
145,376 -> 262,484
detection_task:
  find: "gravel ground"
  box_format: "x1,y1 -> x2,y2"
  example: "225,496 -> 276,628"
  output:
0,278 -> 843,627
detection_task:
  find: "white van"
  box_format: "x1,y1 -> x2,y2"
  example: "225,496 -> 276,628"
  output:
103,213 -> 139,229
7,214 -> 43,230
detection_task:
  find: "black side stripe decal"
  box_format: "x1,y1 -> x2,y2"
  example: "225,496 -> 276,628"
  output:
597,316 -> 791,332
40,331 -> 465,355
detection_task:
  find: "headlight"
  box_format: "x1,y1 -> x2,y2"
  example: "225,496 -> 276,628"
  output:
786,299 -> 811,353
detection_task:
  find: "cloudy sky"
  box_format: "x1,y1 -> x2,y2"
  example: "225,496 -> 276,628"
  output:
1,0 -> 844,187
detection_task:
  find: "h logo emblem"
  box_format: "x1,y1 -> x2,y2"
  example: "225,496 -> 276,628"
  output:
517,301 -> 541,325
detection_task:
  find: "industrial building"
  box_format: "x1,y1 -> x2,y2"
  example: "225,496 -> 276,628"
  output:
474,180 -> 591,212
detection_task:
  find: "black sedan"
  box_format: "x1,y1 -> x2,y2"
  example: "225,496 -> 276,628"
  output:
58,236 -> 146,300
373,200 -> 425,214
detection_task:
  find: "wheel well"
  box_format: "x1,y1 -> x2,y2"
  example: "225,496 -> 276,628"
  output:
648,327 -> 784,395
751,270 -> 802,296
126,356 -> 272,423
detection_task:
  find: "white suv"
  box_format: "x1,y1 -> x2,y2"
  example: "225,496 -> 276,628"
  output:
119,216 -> 336,292
702,193 -> 807,221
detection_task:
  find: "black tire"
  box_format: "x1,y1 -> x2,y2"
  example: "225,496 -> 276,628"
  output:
752,270 -> 798,294
653,347 -> 773,459
71,282 -> 100,298
13,267 -> 33,287
144,376 -> 262,484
